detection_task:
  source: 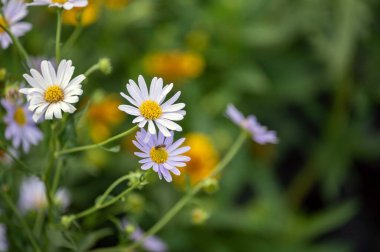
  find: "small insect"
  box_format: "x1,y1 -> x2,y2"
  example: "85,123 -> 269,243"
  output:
155,144 -> 166,149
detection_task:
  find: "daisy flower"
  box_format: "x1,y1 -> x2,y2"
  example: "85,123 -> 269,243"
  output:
20,59 -> 85,122
1,98 -> 43,153
122,219 -> 167,252
226,104 -> 278,144
133,129 -> 190,182
119,75 -> 186,140
28,0 -> 88,10
18,176 -> 70,212
0,0 -> 31,49
0,224 -> 7,251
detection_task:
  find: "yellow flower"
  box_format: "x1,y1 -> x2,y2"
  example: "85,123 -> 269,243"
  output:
176,133 -> 219,186
104,0 -> 129,10
62,0 -> 100,27
87,95 -> 125,143
143,51 -> 205,82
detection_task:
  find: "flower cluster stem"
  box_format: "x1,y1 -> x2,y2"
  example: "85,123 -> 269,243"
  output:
66,172 -> 147,222
55,9 -> 63,62
0,23 -> 30,65
56,125 -> 138,156
125,130 -> 248,251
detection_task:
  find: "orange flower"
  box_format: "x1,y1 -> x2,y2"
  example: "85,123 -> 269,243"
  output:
143,51 -> 205,82
62,0 -> 100,27
176,133 -> 219,186
104,0 -> 129,10
87,95 -> 125,143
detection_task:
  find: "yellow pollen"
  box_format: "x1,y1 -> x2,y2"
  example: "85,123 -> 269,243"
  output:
52,0 -> 67,4
150,146 -> 168,164
44,85 -> 64,103
14,107 -> 27,126
139,100 -> 162,120
0,15 -> 8,34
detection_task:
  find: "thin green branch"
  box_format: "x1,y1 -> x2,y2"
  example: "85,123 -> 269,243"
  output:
55,125 -> 138,156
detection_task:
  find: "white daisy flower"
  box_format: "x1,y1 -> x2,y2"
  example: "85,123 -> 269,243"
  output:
0,0 -> 32,49
19,59 -> 85,122
18,176 -> 70,212
119,75 -> 186,140
28,0 -> 88,10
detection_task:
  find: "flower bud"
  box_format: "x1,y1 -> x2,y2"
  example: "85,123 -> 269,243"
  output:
98,58 -> 112,75
191,208 -> 209,225
61,215 -> 75,228
0,68 -> 6,81
124,223 -> 136,235
202,178 -> 219,194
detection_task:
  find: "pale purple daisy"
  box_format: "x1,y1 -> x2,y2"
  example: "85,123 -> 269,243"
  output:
28,0 -> 88,10
0,0 -> 31,49
119,75 -> 186,141
133,129 -> 190,182
122,219 -> 167,252
18,176 -> 70,212
0,224 -> 7,251
226,104 -> 278,144
1,98 -> 43,153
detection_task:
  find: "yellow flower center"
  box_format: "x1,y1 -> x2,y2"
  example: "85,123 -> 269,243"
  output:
52,0 -> 67,4
139,100 -> 162,120
0,15 -> 8,34
150,146 -> 168,164
44,85 -> 64,103
14,107 -> 27,126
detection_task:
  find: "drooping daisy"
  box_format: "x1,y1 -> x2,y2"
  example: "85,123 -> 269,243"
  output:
119,75 -> 186,140
122,219 -> 167,252
133,129 -> 190,182
0,0 -> 31,49
20,59 -> 85,122
1,98 -> 43,153
28,0 -> 88,10
18,176 -> 70,212
226,104 -> 278,144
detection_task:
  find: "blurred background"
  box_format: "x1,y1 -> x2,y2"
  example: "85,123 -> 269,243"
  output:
1,0 -> 380,251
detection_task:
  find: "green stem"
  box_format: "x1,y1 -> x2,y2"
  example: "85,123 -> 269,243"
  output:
84,63 -> 101,77
51,158 -> 63,194
97,174 -> 133,206
0,24 -> 30,65
62,25 -> 82,53
45,123 -> 58,219
56,125 -> 138,156
1,189 -> 41,252
70,174 -> 145,221
0,143 -> 32,174
126,130 -> 248,251
55,9 -> 62,62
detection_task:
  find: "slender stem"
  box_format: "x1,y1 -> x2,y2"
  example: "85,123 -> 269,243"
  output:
45,123 -> 58,219
56,125 -> 138,156
97,174 -> 133,206
84,63 -> 101,77
62,25 -> 82,53
0,24 -> 30,65
34,208 -> 45,238
71,176 -> 144,221
0,143 -> 32,174
1,189 -> 41,252
51,158 -> 63,194
126,130 -> 248,251
55,9 -> 62,62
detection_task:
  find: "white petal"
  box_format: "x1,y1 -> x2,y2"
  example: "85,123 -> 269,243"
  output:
148,120 -> 156,135
118,105 -> 140,116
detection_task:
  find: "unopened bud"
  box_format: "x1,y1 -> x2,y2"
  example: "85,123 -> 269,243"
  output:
124,224 -> 136,235
202,178 -> 219,194
191,208 -> 209,225
61,215 -> 75,228
98,58 -> 112,75
0,68 -> 6,81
